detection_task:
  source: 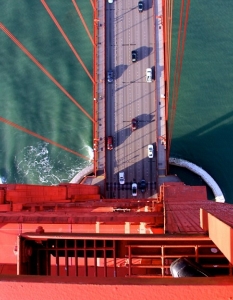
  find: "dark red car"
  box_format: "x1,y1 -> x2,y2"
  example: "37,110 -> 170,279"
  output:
107,136 -> 113,150
131,118 -> 138,131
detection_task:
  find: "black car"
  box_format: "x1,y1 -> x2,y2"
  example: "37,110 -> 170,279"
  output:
131,50 -> 137,62
138,1 -> 144,12
140,179 -> 146,193
107,70 -> 113,83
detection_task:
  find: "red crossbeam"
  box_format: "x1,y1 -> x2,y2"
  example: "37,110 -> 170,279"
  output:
0,116 -> 90,160
90,0 -> 94,10
0,23 -> 94,123
41,0 -> 95,84
72,0 -> 95,47
167,0 -> 190,156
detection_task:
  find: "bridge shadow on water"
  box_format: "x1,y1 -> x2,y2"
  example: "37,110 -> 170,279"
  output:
170,109 -> 233,202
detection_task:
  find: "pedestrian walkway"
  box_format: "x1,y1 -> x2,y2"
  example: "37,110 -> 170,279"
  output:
154,0 -> 167,186
94,0 -> 106,174
70,0 -> 106,195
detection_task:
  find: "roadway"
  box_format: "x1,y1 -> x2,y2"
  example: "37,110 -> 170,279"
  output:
105,0 -> 157,199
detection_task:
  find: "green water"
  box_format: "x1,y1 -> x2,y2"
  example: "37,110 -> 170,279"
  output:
1,1 -> 233,203
0,0 -> 93,184
170,0 -> 233,203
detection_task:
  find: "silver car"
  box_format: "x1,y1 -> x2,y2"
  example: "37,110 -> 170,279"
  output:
146,68 -> 152,83
132,182 -> 137,196
119,172 -> 125,184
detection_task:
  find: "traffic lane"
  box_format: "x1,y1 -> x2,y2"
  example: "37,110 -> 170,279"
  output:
112,113 -> 154,147
106,0 -> 157,198
106,156 -> 157,199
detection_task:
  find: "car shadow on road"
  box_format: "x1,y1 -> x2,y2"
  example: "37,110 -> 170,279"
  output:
114,46 -> 153,81
115,113 -> 155,147
115,64 -> 128,80
137,113 -> 155,127
115,126 -> 131,148
144,0 -> 153,10
151,66 -> 156,80
133,0 -> 153,12
133,46 -> 153,62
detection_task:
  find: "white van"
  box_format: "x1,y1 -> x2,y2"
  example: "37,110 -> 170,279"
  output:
119,172 -> 125,184
146,68 -> 152,83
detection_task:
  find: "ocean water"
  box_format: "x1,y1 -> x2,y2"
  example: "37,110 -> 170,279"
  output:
0,0 -> 93,184
1,1 -> 233,204
170,0 -> 233,203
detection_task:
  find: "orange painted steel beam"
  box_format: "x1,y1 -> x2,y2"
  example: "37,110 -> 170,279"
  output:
163,0 -> 174,166
174,0 -> 190,107
163,0 -> 173,121
167,0 -> 185,156
90,0 -> 94,10
167,0 -> 190,156
200,210 -> 233,264
0,23 -> 94,123
41,0 -> 95,84
0,211 -> 161,224
1,277 -> 233,300
72,0 -> 95,47
0,116 -> 90,161
92,0 -> 99,176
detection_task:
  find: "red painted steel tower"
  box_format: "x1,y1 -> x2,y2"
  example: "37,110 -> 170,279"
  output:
0,1 -> 233,299
0,181 -> 233,299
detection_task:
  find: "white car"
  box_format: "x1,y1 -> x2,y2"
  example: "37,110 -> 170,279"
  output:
132,182 -> 137,196
119,172 -> 125,184
108,0 -> 113,3
146,68 -> 152,83
148,144 -> 154,158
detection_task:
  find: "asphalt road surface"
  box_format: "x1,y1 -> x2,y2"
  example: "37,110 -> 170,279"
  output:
106,0 -> 157,199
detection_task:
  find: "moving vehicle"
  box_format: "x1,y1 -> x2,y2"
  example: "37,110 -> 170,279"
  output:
119,172 -> 125,185
146,68 -> 152,82
108,0 -> 113,3
170,257 -> 210,277
107,70 -> 113,83
131,118 -> 138,131
107,136 -> 113,150
138,1 -> 144,12
140,179 -> 146,193
148,144 -> 153,158
132,182 -> 137,196
131,50 -> 137,62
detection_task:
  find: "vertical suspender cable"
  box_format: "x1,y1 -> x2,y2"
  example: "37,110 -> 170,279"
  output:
164,0 -> 174,165
167,0 -> 190,158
